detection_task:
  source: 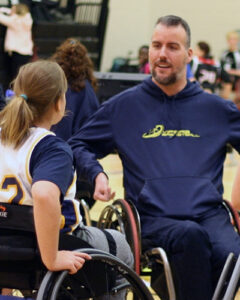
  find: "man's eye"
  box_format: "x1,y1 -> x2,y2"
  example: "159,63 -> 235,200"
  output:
169,45 -> 178,50
152,43 -> 160,49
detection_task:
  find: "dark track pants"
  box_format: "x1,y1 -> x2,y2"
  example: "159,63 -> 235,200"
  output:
141,204 -> 240,300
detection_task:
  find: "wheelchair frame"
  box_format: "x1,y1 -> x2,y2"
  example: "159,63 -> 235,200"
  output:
0,201 -> 154,300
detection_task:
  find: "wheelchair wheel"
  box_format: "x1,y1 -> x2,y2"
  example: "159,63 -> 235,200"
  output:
97,204 -> 126,233
36,249 -> 154,300
223,200 -> 240,234
98,199 -> 141,275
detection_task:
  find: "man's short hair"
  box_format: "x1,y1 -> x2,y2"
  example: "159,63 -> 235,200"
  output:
155,15 -> 191,48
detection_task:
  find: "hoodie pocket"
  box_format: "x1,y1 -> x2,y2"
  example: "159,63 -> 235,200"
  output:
137,176 -> 221,217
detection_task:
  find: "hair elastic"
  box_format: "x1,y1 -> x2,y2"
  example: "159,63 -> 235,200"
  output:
69,39 -> 76,45
20,94 -> 28,101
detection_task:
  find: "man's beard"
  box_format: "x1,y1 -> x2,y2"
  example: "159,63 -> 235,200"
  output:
152,68 -> 177,86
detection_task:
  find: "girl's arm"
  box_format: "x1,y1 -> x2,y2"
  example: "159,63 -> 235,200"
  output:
32,180 -> 91,274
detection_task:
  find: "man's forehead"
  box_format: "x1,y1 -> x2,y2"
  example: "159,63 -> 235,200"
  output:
151,24 -> 187,42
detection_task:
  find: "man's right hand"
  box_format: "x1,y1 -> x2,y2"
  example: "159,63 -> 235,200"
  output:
93,172 -> 115,202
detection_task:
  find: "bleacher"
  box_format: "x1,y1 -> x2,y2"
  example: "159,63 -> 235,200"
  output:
0,0 -> 109,89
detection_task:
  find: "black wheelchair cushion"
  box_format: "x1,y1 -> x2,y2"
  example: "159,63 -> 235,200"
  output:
0,202 -> 34,232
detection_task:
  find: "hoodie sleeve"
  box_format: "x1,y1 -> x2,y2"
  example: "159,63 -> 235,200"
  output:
227,100 -> 240,152
68,102 -> 115,184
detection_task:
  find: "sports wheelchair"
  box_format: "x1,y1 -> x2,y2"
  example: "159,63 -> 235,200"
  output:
0,202 -> 154,300
97,198 -> 240,300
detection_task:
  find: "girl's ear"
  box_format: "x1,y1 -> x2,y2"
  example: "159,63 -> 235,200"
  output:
54,98 -> 61,112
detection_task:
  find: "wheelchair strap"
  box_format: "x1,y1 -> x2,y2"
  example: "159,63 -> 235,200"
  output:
100,229 -> 117,256
59,232 -> 93,250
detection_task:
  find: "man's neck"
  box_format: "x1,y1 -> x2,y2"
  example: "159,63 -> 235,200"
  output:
152,77 -> 188,96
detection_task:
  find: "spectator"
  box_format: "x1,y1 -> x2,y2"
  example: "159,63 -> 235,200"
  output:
186,63 -> 194,81
220,31 -> 240,102
51,38 -> 99,141
191,41 -> 221,93
69,15 -> 240,300
138,45 -> 150,74
0,84 -> 6,110
0,4 -> 33,86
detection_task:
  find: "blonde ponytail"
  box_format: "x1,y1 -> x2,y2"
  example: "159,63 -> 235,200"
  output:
0,60 -> 67,148
0,95 -> 33,148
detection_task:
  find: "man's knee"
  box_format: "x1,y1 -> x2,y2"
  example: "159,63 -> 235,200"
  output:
169,221 -> 210,253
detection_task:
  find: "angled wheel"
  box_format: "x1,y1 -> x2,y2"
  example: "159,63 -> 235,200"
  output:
97,203 -> 126,233
98,199 -> 141,275
223,200 -> 240,234
36,249 -> 154,300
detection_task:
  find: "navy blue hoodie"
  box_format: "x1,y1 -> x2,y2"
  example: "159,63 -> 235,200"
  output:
69,77 -> 240,230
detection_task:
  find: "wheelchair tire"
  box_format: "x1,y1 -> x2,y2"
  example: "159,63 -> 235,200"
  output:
98,199 -> 141,275
36,249 -> 154,300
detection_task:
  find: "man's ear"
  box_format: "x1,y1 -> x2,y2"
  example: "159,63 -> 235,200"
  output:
187,47 -> 193,64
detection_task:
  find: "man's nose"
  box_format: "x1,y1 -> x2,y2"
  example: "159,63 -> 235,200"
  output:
158,46 -> 167,58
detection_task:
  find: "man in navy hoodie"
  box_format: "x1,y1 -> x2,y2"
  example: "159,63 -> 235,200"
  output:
69,15 -> 240,300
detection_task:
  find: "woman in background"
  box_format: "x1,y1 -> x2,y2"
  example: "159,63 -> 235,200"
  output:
0,4 -> 33,84
51,38 -> 99,141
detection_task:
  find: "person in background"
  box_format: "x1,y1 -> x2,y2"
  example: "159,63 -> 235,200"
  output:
0,84 -> 6,110
69,15 -> 240,300
191,41 -> 221,93
51,38 -> 99,141
186,63 -> 194,81
138,45 -> 150,74
51,38 -> 100,210
0,4 -> 33,86
220,31 -> 240,102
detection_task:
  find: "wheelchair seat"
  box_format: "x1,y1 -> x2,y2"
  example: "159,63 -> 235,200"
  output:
0,201 -> 154,299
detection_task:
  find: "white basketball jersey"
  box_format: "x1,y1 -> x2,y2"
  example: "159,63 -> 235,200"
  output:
0,127 -> 82,233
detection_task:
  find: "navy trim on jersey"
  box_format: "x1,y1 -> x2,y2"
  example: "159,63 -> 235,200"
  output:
30,134 -> 74,199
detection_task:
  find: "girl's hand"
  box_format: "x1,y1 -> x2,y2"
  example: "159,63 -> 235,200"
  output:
47,251 -> 91,274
